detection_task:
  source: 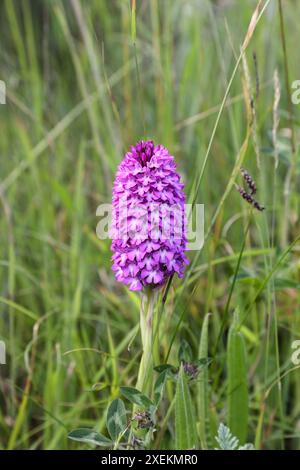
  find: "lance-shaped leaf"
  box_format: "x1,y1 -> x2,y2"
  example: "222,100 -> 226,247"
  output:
178,339 -> 193,363
197,313 -> 211,449
227,313 -> 248,444
68,428 -> 112,447
175,365 -> 198,450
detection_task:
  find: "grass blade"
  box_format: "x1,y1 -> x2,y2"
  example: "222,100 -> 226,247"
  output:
175,365 -> 198,450
227,312 -> 248,444
197,313 -> 211,449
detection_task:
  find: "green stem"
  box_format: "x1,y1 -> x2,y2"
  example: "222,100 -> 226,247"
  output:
127,289 -> 158,449
135,288 -> 158,396
128,289 -> 157,448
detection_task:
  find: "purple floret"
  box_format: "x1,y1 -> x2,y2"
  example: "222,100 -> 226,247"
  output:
111,140 -> 189,291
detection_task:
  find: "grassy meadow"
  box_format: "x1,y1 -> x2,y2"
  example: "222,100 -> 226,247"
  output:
1,0 -> 300,450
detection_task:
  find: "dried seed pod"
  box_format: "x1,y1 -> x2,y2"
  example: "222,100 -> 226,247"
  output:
252,199 -> 265,212
235,185 -> 254,204
235,184 -> 264,212
252,51 -> 260,99
240,167 -> 257,195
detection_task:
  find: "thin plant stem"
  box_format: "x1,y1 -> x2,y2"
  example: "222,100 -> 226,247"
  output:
131,0 -> 145,136
128,289 -> 158,448
136,288 -> 158,395
278,0 -> 297,249
278,0 -> 296,154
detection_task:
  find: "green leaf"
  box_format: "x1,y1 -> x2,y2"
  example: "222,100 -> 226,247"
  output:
154,364 -> 176,374
215,423 -> 239,450
227,315 -> 248,444
196,357 -> 212,368
154,369 -> 170,405
106,399 -> 127,442
197,313 -> 211,449
175,365 -> 198,450
120,386 -> 154,410
178,339 -> 193,363
68,428 -> 112,447
91,382 -> 109,391
214,424 -> 254,450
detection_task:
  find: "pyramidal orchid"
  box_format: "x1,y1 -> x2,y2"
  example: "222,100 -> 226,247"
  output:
111,140 -> 189,292
111,140 -> 188,397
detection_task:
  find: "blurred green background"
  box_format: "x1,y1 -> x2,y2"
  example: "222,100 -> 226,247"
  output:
0,0 -> 300,450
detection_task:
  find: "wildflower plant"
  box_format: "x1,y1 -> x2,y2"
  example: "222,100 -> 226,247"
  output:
69,141 -> 193,450
111,140 -> 189,291
111,140 -> 189,395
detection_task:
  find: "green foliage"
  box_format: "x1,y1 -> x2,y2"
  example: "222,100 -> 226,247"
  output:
68,429 -> 112,447
1,0 -> 299,451
178,339 -> 193,363
69,399 -> 128,449
106,399 -> 127,442
197,313 -> 211,449
120,387 -> 155,410
154,368 -> 170,405
215,423 -> 254,450
227,313 -> 249,445
175,365 -> 198,450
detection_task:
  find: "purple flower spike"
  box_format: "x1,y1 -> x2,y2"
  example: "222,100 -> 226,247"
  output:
111,140 -> 189,291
